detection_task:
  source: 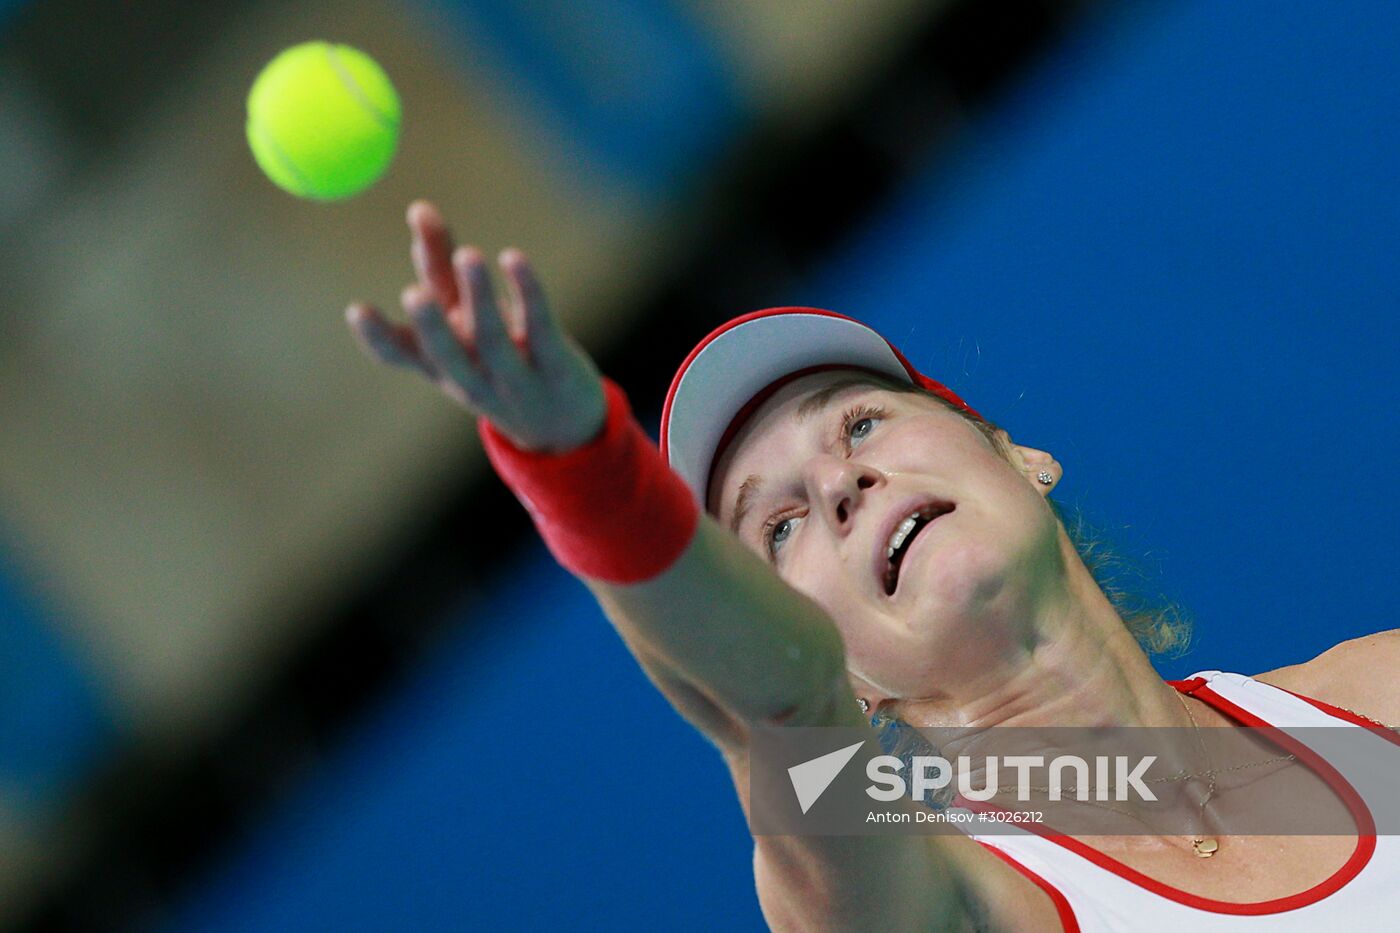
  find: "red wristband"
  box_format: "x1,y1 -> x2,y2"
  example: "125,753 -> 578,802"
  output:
478,379 -> 700,583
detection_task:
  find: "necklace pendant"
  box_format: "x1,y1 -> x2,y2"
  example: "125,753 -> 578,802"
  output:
1192,837 -> 1219,858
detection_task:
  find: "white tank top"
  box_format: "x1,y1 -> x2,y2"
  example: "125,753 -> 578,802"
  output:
964,671 -> 1400,932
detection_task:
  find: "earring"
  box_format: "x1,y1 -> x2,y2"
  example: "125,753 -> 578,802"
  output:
1036,470 -> 1053,485
857,698 -> 870,714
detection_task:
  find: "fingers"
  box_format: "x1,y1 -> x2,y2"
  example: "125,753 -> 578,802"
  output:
452,246 -> 516,366
499,248 -> 571,371
401,285 -> 494,402
345,303 -> 435,378
407,200 -> 460,312
356,201 -> 560,410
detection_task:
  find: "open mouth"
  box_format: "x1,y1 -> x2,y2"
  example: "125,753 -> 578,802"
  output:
882,504 -> 955,596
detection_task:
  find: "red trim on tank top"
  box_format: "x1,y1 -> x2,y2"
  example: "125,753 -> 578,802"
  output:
990,677 -> 1378,915
1270,684 -> 1400,748
978,842 -> 1081,932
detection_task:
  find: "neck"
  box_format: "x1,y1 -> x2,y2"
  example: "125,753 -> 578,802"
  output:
888,535 -> 1225,842
896,529 -> 1191,733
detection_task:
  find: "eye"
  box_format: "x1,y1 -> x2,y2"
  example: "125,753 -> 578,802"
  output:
765,513 -> 804,560
842,404 -> 888,453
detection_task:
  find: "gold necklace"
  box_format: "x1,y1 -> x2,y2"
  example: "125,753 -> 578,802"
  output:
1174,691 -> 1221,858
990,751 -> 1292,800
1331,703 -> 1398,731
981,694 -> 1391,859
1168,691 -> 1400,857
986,694 -> 1295,858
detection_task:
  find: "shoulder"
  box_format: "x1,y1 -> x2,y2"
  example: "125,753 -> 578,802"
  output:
1254,629 -> 1400,726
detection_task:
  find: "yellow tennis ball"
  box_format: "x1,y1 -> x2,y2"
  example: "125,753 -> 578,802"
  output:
246,41 -> 401,201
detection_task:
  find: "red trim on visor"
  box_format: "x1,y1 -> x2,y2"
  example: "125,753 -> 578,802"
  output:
661,307 -> 833,464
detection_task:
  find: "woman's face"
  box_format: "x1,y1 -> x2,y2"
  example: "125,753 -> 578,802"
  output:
709,370 -> 1063,705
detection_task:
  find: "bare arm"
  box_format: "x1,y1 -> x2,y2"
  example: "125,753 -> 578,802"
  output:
346,202 -> 1061,932
347,201 -> 846,733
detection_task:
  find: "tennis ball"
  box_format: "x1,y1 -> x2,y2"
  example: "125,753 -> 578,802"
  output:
246,41 -> 401,201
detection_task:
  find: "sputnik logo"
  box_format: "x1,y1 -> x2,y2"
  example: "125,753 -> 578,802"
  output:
787,741 -> 866,814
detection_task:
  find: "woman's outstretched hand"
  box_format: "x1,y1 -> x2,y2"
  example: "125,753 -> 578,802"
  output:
346,200 -> 607,452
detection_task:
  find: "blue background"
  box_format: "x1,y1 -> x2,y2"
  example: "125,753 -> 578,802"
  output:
4,0 -> 1394,929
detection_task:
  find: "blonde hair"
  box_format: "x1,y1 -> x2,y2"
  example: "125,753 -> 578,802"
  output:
1055,503 -> 1194,657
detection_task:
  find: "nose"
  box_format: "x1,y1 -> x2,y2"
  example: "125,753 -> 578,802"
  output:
802,455 -> 883,537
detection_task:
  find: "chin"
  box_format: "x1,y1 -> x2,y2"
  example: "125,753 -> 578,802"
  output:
908,534 -> 1017,619
898,537 -> 1037,666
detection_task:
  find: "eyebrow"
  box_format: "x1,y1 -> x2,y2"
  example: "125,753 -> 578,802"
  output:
794,377 -> 878,424
729,474 -> 762,534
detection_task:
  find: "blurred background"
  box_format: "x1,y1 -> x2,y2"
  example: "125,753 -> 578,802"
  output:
1,0 -> 1398,929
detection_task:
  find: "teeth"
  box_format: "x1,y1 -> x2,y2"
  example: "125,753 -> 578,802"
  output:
886,514 -> 920,558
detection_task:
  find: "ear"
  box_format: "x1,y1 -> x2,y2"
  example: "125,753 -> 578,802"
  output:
995,428 -> 1061,496
1015,443 -> 1060,495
